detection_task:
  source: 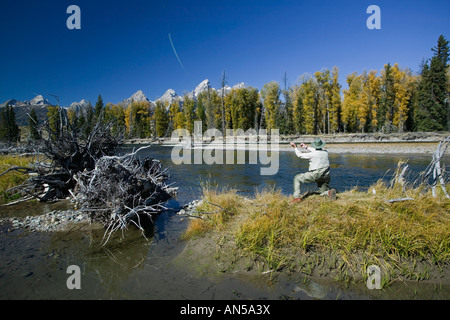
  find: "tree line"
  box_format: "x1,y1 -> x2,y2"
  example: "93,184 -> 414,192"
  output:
1,35 -> 448,145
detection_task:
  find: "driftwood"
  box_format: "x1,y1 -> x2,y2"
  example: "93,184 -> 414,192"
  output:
416,135 -> 450,198
384,136 -> 450,203
385,197 -> 415,203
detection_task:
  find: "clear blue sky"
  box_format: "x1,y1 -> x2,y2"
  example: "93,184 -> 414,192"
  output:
0,0 -> 448,106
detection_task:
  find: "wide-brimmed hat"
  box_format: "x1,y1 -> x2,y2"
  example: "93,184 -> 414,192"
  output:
311,138 -> 326,149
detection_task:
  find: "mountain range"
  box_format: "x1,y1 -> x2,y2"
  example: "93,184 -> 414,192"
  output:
118,79 -> 246,109
1,79 -> 246,126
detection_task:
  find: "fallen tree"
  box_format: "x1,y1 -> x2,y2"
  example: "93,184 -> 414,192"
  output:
1,111 -> 175,241
2,114 -> 124,202
73,146 -> 174,244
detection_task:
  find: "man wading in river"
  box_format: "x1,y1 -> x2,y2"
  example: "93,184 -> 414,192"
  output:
290,138 -> 336,203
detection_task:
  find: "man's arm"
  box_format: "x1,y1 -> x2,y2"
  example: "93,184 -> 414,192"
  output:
290,142 -> 313,158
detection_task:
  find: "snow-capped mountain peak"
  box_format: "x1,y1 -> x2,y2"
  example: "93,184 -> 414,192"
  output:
193,79 -> 211,98
157,89 -> 181,110
69,99 -> 90,110
30,95 -> 50,105
122,90 -> 150,106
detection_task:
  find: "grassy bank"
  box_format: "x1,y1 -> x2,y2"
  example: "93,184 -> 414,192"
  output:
181,179 -> 450,288
0,154 -> 34,204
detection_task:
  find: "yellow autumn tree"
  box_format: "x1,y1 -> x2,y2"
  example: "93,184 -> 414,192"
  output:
260,81 -> 281,131
358,71 -> 371,132
67,108 -> 77,126
367,70 -> 381,131
391,63 -> 417,132
182,95 -> 196,134
125,101 -> 152,138
290,84 -> 305,134
104,103 -> 125,135
342,72 -> 363,132
301,77 -> 319,134
314,69 -> 331,134
329,66 -> 342,133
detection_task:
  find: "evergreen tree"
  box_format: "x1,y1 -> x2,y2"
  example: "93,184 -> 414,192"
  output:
7,106 -> 20,143
0,109 -> 6,141
47,106 -> 62,140
154,101 -> 169,137
28,108 -> 40,141
77,111 -> 86,134
281,72 -> 294,134
182,95 -> 196,134
414,35 -> 449,131
94,94 -> 104,121
220,70 -> 228,132
84,103 -> 95,136
0,105 -> 20,143
195,99 -> 207,132
380,63 -> 396,133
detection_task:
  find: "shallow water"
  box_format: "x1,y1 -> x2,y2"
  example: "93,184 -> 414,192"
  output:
0,145 -> 449,300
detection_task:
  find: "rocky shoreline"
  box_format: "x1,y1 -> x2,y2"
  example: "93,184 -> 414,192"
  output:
0,210 -> 90,233
0,197 -> 203,234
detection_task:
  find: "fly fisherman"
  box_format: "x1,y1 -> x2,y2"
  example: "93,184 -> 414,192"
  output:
289,138 -> 336,202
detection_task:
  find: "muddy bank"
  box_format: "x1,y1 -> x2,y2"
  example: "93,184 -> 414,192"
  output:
173,222 -> 450,300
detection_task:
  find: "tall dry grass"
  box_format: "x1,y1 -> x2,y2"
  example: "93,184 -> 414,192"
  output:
182,176 -> 450,285
0,154 -> 34,204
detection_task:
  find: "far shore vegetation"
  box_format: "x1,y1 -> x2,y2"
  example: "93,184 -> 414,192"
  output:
181,171 -> 450,288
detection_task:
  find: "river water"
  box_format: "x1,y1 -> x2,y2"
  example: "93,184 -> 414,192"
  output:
0,145 -> 449,300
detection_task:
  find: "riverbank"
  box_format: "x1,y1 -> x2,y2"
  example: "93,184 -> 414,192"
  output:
175,180 -> 450,292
